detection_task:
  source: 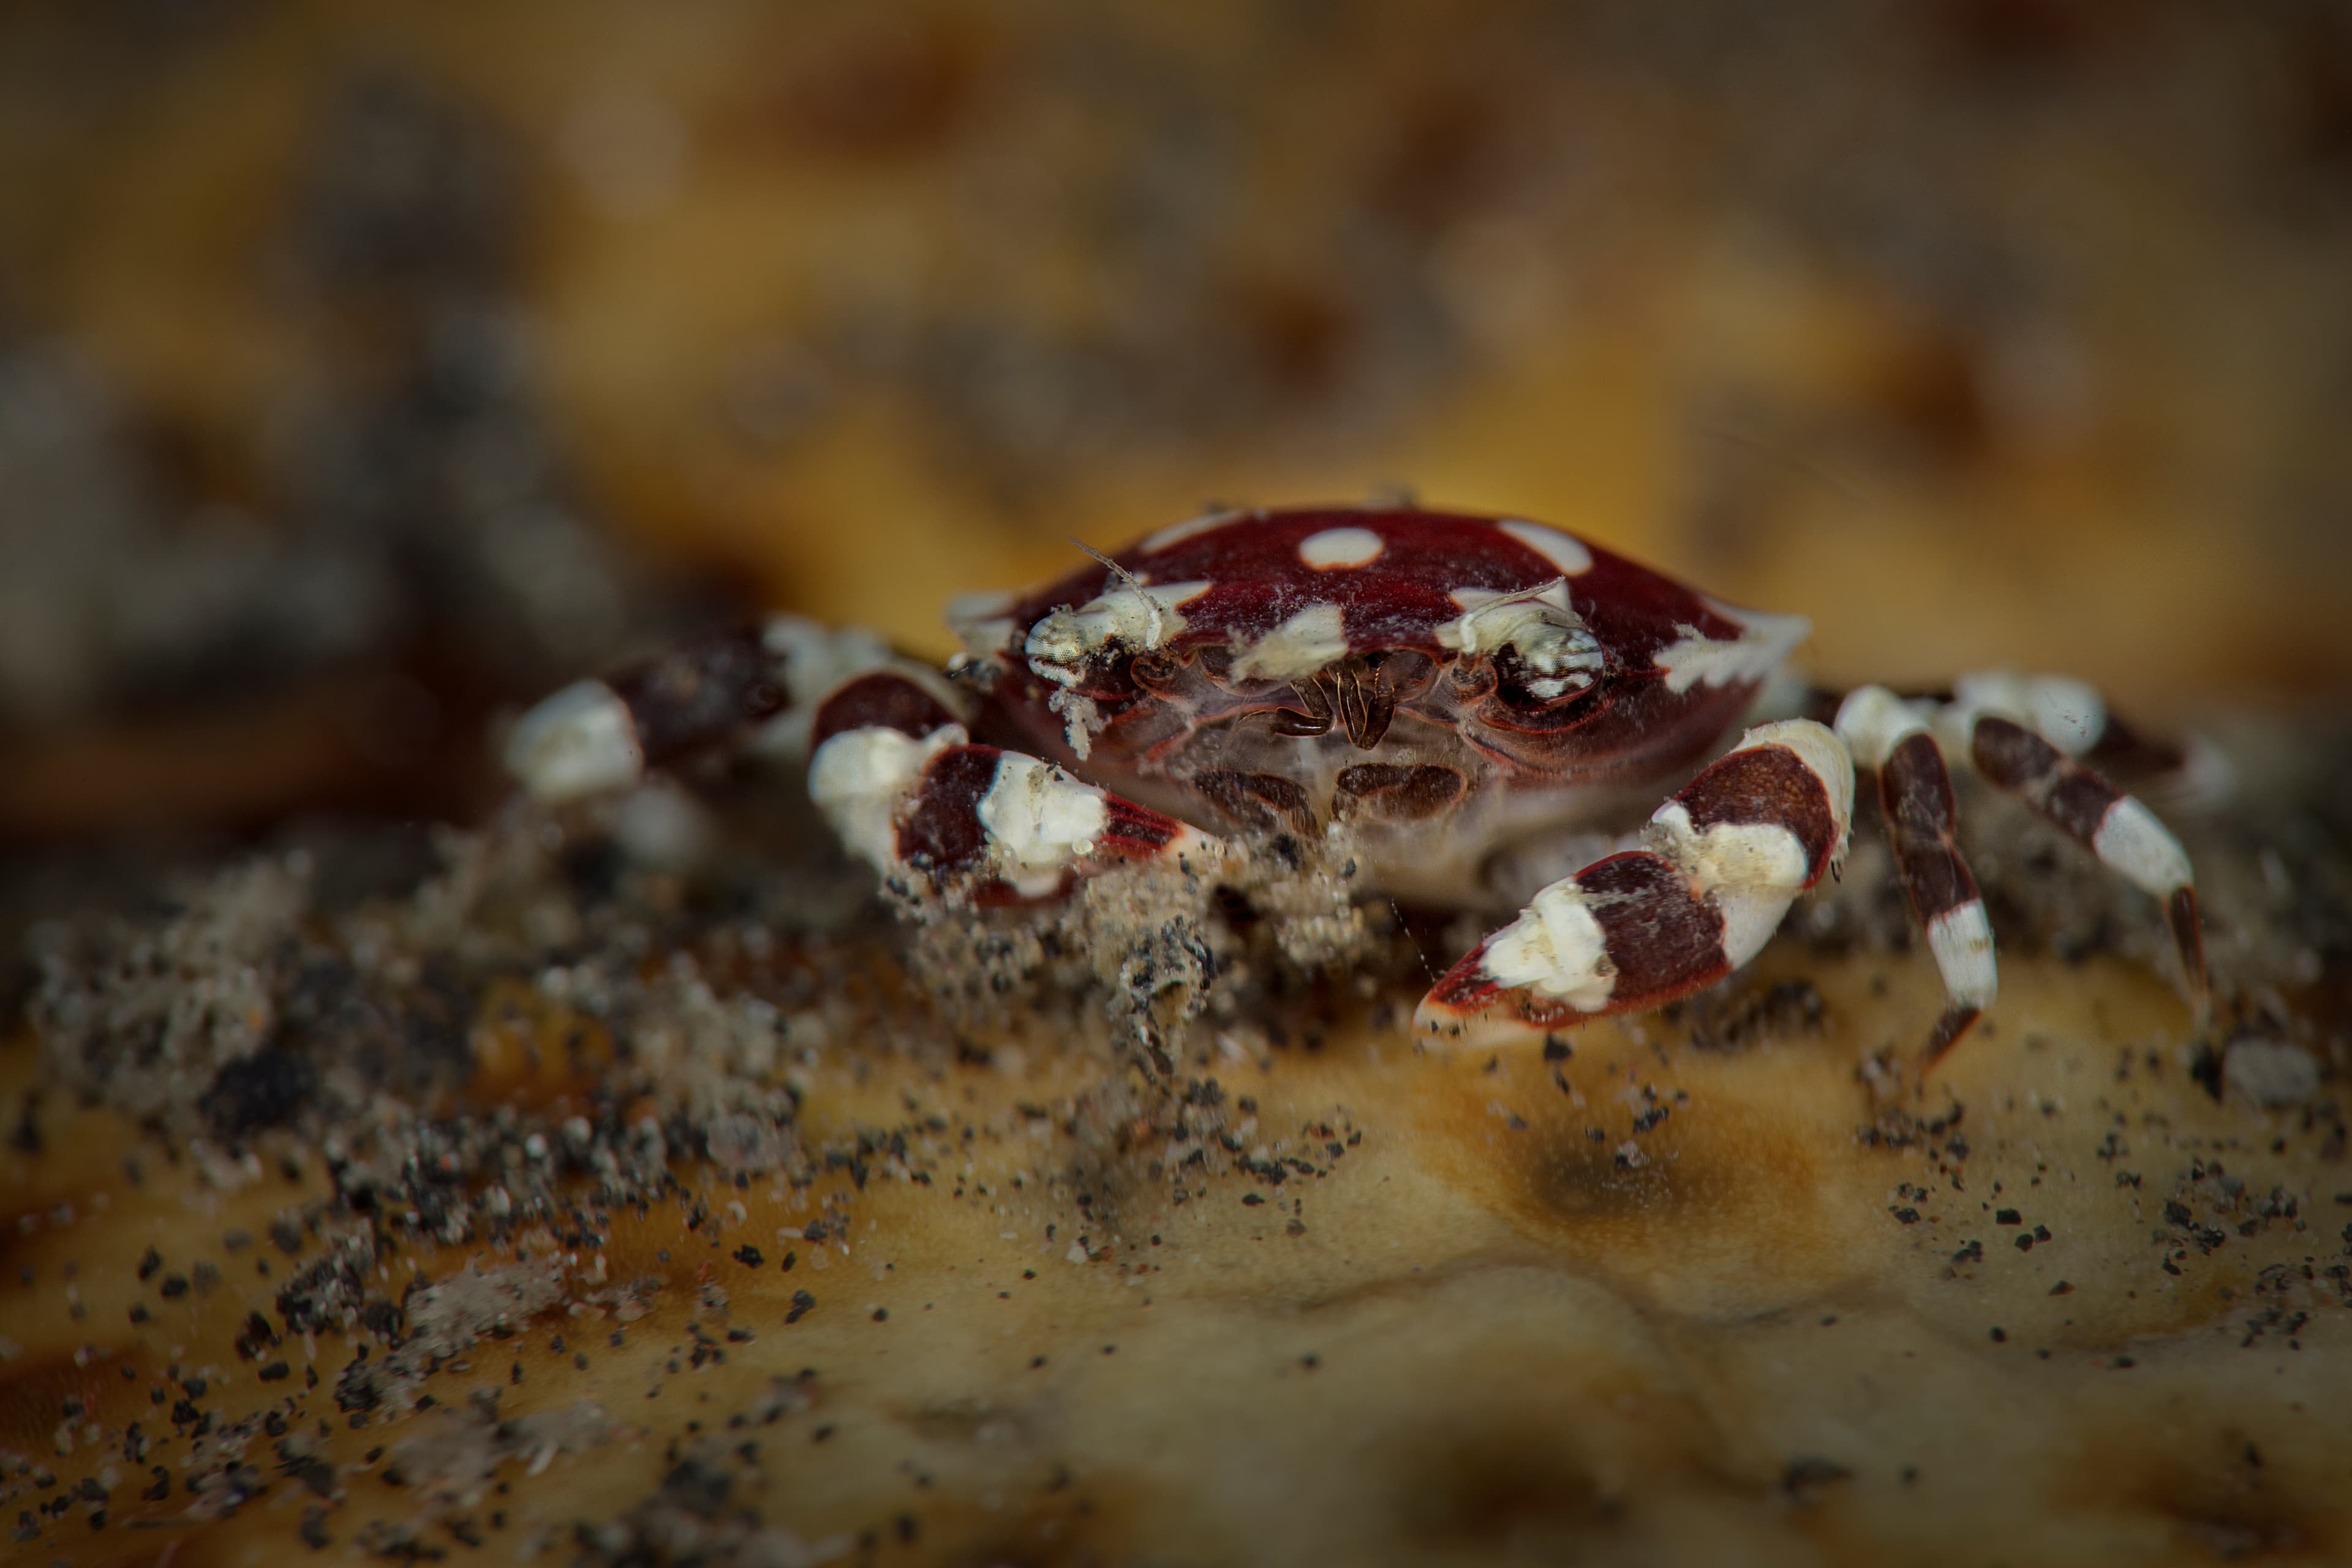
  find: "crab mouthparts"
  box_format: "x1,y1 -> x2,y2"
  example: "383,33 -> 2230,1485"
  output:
1269,657 -> 1396,748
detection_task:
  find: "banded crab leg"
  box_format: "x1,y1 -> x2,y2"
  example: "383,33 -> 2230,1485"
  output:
1834,672 -> 2207,1058
1940,673 -> 2207,1015
503,616 -> 1219,905
1417,720 -> 1853,1051
504,617 -> 903,799
1835,686 -> 1997,1065
1421,678 -> 2203,1063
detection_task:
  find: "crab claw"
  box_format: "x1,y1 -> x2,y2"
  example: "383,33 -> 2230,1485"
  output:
1417,718 -> 1853,1051
1415,851 -> 1735,1050
812,725 -> 1222,905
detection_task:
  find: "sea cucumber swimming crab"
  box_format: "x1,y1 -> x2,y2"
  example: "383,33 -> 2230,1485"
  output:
505,506 -> 2207,1062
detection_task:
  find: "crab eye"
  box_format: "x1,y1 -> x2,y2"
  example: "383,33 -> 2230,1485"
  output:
1446,658 -> 1497,700
1488,645 -> 1613,710
1195,647 -> 1246,690
1130,652 -> 1180,691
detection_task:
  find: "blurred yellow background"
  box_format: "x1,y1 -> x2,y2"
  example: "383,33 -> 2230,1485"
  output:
2,0 -> 2348,834
5,15 -> 2352,1564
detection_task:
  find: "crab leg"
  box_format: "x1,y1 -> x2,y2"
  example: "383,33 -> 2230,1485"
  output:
1836,687 -> 1996,1063
505,616 -> 911,802
1417,720 -> 1852,1049
503,616 -> 1218,902
1953,695 -> 2207,1010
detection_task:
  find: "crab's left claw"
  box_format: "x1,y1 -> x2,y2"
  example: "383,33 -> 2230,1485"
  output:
1416,720 -> 1854,1050
1415,850 -> 1728,1050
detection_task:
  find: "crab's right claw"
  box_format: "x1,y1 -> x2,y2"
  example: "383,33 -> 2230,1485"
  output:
809,684 -> 1223,905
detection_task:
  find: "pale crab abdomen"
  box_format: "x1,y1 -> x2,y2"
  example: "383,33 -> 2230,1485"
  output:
1114,720 -> 1704,911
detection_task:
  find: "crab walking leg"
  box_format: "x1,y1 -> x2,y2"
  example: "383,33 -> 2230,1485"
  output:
1937,669 -> 2232,816
505,616 -> 914,803
1417,720 -> 1853,1049
1964,711 -> 2208,1007
808,679 -> 1223,905
1836,687 -> 1997,1064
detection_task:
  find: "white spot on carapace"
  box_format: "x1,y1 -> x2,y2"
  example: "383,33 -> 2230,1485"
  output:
1232,601 -> 1351,680
1497,519 -> 1594,576
1949,671 -> 2107,756
506,680 -> 644,802
977,756 -> 1111,899
1480,878 -> 1616,1011
809,723 -> 965,873
1023,578 -> 1213,684
949,617 -> 1019,670
942,587 -> 1016,622
943,591 -> 1021,669
1438,579 -> 1604,699
1926,900 -> 1999,1009
1833,684 -> 1931,772
1297,526 -> 1385,570
1652,598 -> 1810,695
1140,509 -> 1246,552
2091,795 -> 2193,899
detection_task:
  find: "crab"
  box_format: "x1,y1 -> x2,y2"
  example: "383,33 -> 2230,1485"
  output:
505,505 -> 2207,1062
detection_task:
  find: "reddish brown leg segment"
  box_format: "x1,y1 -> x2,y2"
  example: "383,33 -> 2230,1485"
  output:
1879,732 -> 1995,1065
603,624 -> 791,765
1970,715 -> 2207,1007
508,616 -> 913,802
1834,686 -> 2006,1065
811,671 -> 962,747
506,624 -> 793,801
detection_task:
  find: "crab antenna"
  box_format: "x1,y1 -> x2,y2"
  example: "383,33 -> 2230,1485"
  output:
1068,537 -> 1164,647
1497,575 -> 1574,609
